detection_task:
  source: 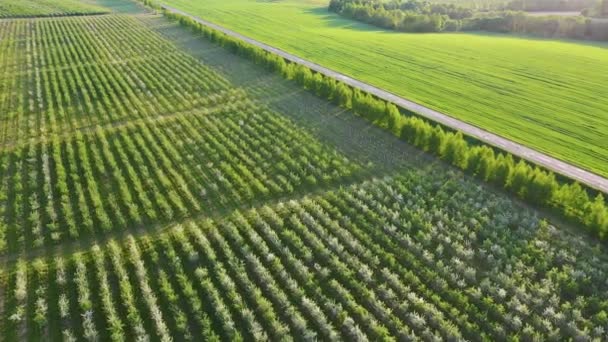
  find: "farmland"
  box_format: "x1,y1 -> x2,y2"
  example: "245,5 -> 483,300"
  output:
0,0 -> 608,340
3,171 -> 608,340
0,14 -> 363,252
162,0 -> 608,178
0,0 -> 108,18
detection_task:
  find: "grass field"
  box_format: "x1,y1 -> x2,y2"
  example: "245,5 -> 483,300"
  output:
1,1 -> 608,340
161,0 -> 608,177
0,0 -> 108,18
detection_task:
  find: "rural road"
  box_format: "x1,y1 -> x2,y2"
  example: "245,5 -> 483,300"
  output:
161,5 -> 608,194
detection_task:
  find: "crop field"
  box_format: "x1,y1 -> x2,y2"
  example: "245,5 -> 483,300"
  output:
3,172 -> 608,340
0,14 -> 363,253
0,0 -> 108,18
1,1 -> 608,341
162,0 -> 608,177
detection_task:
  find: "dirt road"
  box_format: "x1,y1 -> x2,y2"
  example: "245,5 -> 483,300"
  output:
161,5 -> 608,194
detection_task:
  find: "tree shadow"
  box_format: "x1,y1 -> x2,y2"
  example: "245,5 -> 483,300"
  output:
301,6 -> 388,33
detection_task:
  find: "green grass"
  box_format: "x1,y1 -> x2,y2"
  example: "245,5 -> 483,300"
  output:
0,0 -> 108,18
161,0 -> 608,177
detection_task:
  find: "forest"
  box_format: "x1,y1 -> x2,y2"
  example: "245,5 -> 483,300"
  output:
329,0 -> 608,40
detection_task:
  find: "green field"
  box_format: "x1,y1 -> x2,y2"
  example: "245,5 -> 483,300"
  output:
162,0 -> 608,177
0,0 -> 108,18
1,1 -> 608,340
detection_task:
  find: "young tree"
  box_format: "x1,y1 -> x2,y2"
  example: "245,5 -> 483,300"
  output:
312,72 -> 325,96
441,132 -> 469,170
294,66 -> 313,88
509,160 -> 531,199
334,83 -> 353,108
303,70 -> 315,90
372,98 -> 387,126
585,194 -> 608,237
384,103 -> 402,135
557,182 -> 590,219
428,125 -> 445,155
267,54 -> 287,73
281,63 -> 295,80
352,89 -> 365,115
320,77 -> 336,99
466,146 -> 484,176
477,146 -> 496,181
527,168 -> 557,205
413,119 -> 432,151
492,153 -> 514,187
400,117 -> 416,144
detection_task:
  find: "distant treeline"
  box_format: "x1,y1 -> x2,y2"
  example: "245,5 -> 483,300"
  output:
587,0 -> 608,16
439,0 -> 597,11
504,0 -> 595,11
329,0 -> 608,40
141,2 -> 608,240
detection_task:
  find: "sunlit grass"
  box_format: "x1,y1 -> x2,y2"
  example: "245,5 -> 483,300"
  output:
163,0 -> 608,177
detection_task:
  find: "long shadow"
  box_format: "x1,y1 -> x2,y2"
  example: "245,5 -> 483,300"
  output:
88,0 -> 149,14
302,6 -> 387,32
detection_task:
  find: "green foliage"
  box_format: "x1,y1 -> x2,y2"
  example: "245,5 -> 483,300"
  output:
0,14 -> 364,252
6,172 -> 608,340
442,132 -> 469,170
586,194 -> 608,237
0,0 -> 108,18
509,160 -> 531,198
385,104 -> 403,135
528,168 -> 557,204
466,146 -> 495,180
492,154 -> 515,187
160,0 -> 608,178
329,0 -> 602,41
6,5 -> 608,340
334,82 -> 353,108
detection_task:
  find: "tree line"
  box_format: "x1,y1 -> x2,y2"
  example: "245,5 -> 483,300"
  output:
328,0 -> 608,40
157,6 -> 608,239
504,0 -> 595,12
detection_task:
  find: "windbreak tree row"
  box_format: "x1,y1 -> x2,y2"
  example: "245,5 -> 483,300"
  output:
328,0 -> 608,41
2,172 -> 608,341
